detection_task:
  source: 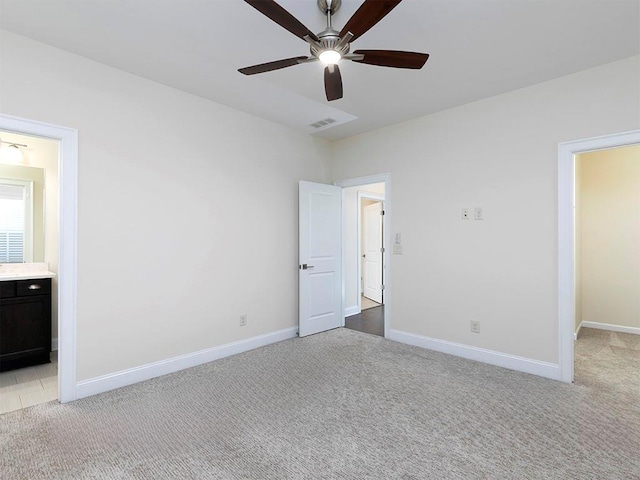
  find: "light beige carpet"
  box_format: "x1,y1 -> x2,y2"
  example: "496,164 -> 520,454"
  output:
575,326 -> 640,401
1,328 -> 639,479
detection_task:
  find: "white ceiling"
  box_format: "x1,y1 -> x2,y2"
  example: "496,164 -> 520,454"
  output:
0,0 -> 638,140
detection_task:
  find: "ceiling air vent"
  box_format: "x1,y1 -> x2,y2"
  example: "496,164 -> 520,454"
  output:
309,118 -> 337,129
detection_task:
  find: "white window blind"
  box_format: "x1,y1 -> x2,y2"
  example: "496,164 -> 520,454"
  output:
0,183 -> 26,263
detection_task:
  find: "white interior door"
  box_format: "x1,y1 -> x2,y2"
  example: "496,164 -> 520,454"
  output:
363,201 -> 383,304
299,181 -> 342,337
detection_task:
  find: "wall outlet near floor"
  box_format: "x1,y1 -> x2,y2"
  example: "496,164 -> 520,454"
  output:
461,208 -> 470,220
239,314 -> 247,327
474,207 -> 483,220
470,320 -> 480,333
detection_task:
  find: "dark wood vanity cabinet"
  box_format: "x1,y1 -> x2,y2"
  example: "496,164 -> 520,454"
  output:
0,278 -> 52,372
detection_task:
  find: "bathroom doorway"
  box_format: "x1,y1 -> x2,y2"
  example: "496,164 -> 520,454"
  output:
0,130 -> 60,414
0,113 -> 77,409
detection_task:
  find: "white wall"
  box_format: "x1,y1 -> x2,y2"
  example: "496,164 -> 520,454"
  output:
330,56 -> 640,364
576,145 -> 640,331
0,30 -> 331,381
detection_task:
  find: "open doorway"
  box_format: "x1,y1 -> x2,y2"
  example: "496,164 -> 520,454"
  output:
337,176 -> 388,338
0,130 -> 60,414
573,144 -> 640,393
558,129 -> 640,383
0,113 -> 78,406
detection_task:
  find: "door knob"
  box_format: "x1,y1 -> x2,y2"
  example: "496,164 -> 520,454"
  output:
299,264 -> 314,270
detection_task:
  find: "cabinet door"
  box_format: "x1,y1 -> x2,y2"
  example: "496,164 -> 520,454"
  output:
0,296 -> 49,358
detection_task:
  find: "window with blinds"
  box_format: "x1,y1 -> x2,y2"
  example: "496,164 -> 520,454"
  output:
0,182 -> 30,263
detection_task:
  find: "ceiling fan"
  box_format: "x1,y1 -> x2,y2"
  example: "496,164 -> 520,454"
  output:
238,0 -> 429,101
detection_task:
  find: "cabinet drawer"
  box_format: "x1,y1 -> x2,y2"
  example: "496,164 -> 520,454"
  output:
16,278 -> 51,296
0,281 -> 15,298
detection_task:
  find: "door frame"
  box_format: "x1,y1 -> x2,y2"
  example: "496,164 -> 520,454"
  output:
0,113 -> 78,403
358,191 -> 384,310
335,173 -> 391,338
557,129 -> 640,383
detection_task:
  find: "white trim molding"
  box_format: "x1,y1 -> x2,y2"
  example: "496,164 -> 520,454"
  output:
0,113 -> 78,403
345,306 -> 360,317
390,329 -> 560,381
558,129 -> 640,384
76,327 -> 297,400
580,321 -> 640,336
574,323 -> 583,341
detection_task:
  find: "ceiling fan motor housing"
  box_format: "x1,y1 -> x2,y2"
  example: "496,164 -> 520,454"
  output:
313,0 -> 349,58
310,36 -> 350,58
318,0 -> 342,15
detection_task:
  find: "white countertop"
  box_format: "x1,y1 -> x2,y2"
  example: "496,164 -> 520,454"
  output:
0,263 -> 56,281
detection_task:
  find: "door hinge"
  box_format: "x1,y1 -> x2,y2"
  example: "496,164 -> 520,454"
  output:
380,247 -> 385,253
381,284 -> 385,291
380,210 -> 385,215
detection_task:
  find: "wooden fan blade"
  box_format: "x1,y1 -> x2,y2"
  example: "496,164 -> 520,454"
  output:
238,56 -> 309,75
339,0 -> 402,42
245,0 -> 319,41
351,50 -> 429,69
324,65 -> 343,101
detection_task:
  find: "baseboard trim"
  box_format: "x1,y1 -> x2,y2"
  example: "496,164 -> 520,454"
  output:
574,322 -> 583,341
389,329 -> 560,381
345,306 -> 360,317
75,327 -> 298,400
581,321 -> 640,336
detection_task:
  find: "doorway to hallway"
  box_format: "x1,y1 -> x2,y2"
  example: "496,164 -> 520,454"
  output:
338,175 -> 388,338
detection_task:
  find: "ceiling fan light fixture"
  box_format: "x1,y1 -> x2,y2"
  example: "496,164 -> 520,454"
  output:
239,0 -> 429,101
319,49 -> 341,65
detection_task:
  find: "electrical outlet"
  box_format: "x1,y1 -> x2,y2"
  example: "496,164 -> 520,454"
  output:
474,207 -> 483,220
239,314 -> 247,327
461,208 -> 470,220
470,320 -> 480,333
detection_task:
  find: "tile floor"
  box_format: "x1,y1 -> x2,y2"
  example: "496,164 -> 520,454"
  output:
361,295 -> 382,311
0,352 -> 58,415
